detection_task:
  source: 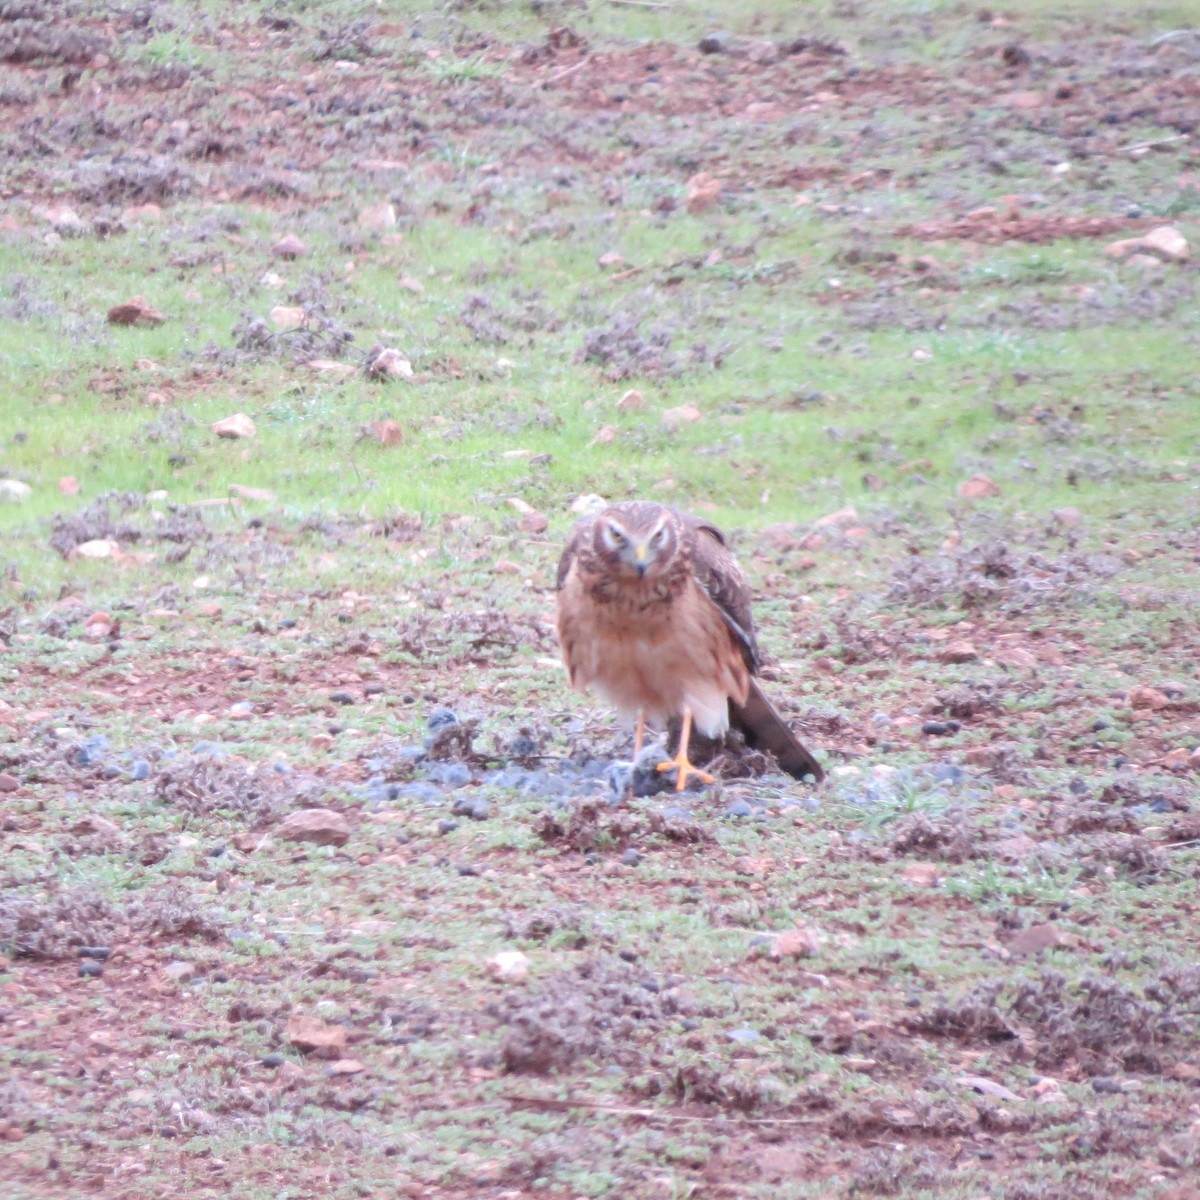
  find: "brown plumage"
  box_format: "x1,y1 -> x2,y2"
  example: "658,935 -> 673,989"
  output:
555,501 -> 823,789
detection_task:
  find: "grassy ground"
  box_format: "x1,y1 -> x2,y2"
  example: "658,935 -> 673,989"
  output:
1,1 -> 1199,1197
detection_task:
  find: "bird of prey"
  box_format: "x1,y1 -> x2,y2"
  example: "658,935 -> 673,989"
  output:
555,501 -> 823,790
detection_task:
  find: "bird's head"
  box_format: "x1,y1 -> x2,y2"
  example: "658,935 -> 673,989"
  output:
596,507 -> 675,579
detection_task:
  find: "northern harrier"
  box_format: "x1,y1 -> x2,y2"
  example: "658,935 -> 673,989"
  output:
556,501 -> 823,790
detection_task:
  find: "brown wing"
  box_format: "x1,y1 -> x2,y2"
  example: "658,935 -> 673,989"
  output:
686,515 -> 824,783
685,517 -> 760,674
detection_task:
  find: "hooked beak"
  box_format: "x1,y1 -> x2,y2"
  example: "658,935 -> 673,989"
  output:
631,542 -> 651,577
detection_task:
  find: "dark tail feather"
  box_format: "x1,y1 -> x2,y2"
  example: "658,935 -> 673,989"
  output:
730,679 -> 825,783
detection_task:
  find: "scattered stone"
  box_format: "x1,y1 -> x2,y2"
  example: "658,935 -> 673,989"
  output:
0,773 -> 18,792
617,388 -> 645,413
698,31 -> 736,55
938,640 -> 979,664
44,205 -> 84,233
1007,923 -> 1062,956
59,476 -> 80,496
366,419 -> 405,447
597,250 -> 627,270
398,273 -> 425,294
1162,748 -> 1191,770
71,814 -> 121,840
261,1053 -> 285,1068
276,808 -> 350,847
488,950 -> 530,983
725,799 -> 753,819
228,484 -> 275,502
1128,686 -> 1169,711
921,720 -> 952,736
0,480 -> 31,502
770,927 -> 822,958
107,296 -> 164,327
1105,224 -> 1189,264
78,960 -> 103,979
685,172 -> 722,214
286,1014 -> 347,1054
964,746 -> 1001,768
902,863 -> 941,887
307,358 -> 356,377
163,961 -> 196,983
591,424 -> 617,446
326,1058 -> 366,1077
83,611 -> 114,639
519,511 -> 549,534
77,946 -> 110,960
570,495 -> 608,519
273,233 -> 307,260
957,474 -> 1001,498
956,1075 -> 1021,1102
212,413 -> 256,440
71,538 -> 122,560
814,504 -> 858,528
661,404 -> 703,427
269,305 -> 305,331
357,201 -> 397,232
1051,506 -> 1082,527
365,348 -> 413,381
330,691 -> 355,705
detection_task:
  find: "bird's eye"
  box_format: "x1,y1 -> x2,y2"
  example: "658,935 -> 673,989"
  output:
606,525 -> 626,545
651,527 -> 666,545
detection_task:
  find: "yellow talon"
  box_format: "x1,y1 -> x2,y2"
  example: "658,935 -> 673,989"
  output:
655,707 -> 714,791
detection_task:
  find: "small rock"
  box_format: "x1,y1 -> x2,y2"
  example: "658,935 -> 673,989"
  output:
1128,686 -> 1169,710
685,172 -> 723,215
329,691 -> 355,705
77,946 -> 111,960
228,484 -> 276,502
488,950 -> 529,983
261,1053 -> 285,1068
770,927 -> 822,958
0,480 -> 31,502
727,1027 -> 760,1043
620,848 -> 642,867
286,1014 -> 347,1054
107,296 -> 164,327
276,809 -> 350,847
163,960 -> 196,983
1007,923 -> 1062,956
358,201 -> 397,232
366,419 -> 405,447
71,538 -> 121,560
1162,747 -> 1191,770
616,389 -> 644,412
661,404 -> 703,427
570,493 -> 608,516
365,348 -> 413,381
130,760 -> 151,781
326,1058 -> 366,1077
273,233 -> 307,260
0,773 -> 18,792
964,746 -> 1001,768
814,504 -> 858,529
955,1075 -> 1021,1102
427,708 -> 459,731
307,358 -> 356,377
597,250 -> 627,270
938,640 -> 979,664
212,413 -> 256,440
725,799 -> 753,819
957,474 -> 1002,498
519,511 -> 549,534
437,819 -> 459,835
921,720 -> 952,736
269,305 -> 306,331
591,424 -> 617,446
1051,507 -> 1081,527
398,273 -> 424,294
78,960 -> 103,979
59,476 -> 81,496
1106,224 -> 1189,264
698,30 -> 736,54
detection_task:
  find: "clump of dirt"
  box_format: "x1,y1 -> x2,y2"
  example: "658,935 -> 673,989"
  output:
929,681 -> 1005,720
458,290 -> 561,346
534,796 -> 638,854
848,1148 -> 944,1195
395,605 -> 552,666
49,491 -> 148,558
488,957 -> 671,1074
906,981 -> 1017,1042
0,16 -> 108,66
889,808 -> 986,861
889,539 -> 1119,612
577,315 -> 680,380
0,881 -> 225,958
152,754 -> 304,825
425,717 -> 482,763
1011,967 -> 1200,1072
663,1064 -> 785,1113
230,305 -> 354,365
71,154 -> 194,205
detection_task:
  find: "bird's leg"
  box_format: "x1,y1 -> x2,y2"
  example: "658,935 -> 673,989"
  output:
632,710 -> 645,761
657,707 -> 715,792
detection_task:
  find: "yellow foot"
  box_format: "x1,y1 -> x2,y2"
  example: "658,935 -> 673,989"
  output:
657,754 -> 715,793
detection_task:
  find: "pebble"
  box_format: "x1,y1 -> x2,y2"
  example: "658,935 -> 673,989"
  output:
452,796 -> 491,821
931,763 -> 964,784
426,707 -> 459,731
437,819 -> 459,835
727,1027 -> 761,1043
78,960 -> 104,978
129,759 -> 151,781
77,946 -> 111,960
921,720 -> 953,736
261,1053 -> 285,1068
425,762 -> 471,789
725,800 -> 753,819
507,733 -> 538,759
620,848 -> 643,867
330,691 -> 355,705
